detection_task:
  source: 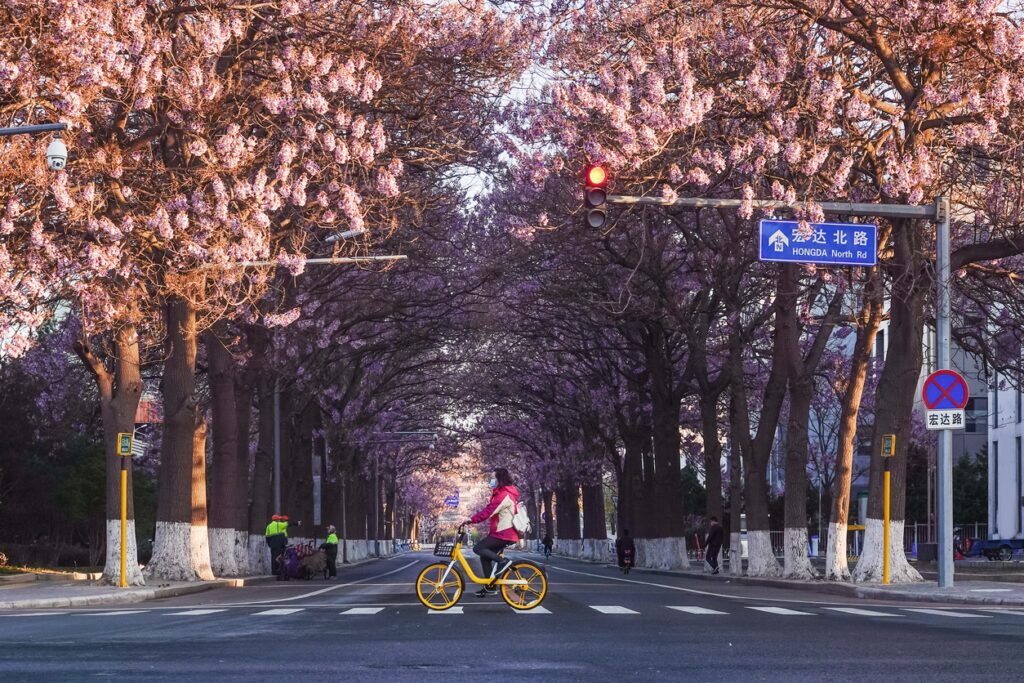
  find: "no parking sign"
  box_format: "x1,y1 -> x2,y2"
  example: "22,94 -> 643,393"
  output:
922,370 -> 969,430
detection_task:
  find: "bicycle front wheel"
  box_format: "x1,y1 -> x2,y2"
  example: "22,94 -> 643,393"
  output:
416,562 -> 463,610
500,561 -> 547,610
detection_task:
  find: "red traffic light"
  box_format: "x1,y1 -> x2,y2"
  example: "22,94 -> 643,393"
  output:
587,165 -> 607,186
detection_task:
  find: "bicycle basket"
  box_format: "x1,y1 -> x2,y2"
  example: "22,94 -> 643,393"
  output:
433,541 -> 456,558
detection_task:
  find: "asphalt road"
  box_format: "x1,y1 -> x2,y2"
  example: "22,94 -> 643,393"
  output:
2,551 -> 1022,682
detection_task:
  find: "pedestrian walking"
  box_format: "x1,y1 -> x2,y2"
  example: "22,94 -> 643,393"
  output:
320,525 -> 339,579
265,514 -> 289,580
615,529 -> 636,573
705,516 -> 723,575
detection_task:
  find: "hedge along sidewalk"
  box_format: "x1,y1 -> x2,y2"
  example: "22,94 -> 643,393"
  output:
0,575 -> 273,610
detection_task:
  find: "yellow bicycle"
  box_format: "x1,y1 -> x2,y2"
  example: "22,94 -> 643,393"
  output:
416,524 -> 548,611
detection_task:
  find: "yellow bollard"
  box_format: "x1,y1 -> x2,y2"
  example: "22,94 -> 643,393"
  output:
120,461 -> 128,588
883,467 -> 891,585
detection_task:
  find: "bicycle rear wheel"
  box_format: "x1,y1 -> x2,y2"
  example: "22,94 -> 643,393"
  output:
499,561 -> 547,610
416,562 -> 463,610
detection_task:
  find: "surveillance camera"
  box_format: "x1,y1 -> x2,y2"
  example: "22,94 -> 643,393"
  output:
46,138 -> 67,171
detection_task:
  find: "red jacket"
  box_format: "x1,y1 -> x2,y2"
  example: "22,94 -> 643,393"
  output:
470,485 -> 520,542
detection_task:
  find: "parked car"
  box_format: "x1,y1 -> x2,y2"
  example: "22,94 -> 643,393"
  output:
966,538 -> 1024,561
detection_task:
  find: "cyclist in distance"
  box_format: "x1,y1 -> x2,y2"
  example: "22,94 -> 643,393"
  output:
465,467 -> 519,597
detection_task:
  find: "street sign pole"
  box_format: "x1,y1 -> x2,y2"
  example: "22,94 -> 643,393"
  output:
936,196 -> 954,589
116,432 -> 134,588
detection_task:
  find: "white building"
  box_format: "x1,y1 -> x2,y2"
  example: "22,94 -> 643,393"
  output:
988,376 -> 1023,539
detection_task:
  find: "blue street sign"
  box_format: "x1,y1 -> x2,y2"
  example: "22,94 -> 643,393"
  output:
443,491 -> 460,507
759,220 -> 877,267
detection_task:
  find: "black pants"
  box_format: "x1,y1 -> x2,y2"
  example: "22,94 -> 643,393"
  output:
325,547 -> 338,577
706,544 -> 721,571
474,536 -> 512,579
267,537 -> 286,578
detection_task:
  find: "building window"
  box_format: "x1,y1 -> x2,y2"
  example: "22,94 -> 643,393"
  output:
993,376 -> 999,429
994,441 -> 1000,536
966,397 -> 988,434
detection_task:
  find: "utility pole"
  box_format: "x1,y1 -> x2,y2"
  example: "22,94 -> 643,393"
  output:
935,196 -> 954,588
273,377 -> 281,515
374,453 -> 380,557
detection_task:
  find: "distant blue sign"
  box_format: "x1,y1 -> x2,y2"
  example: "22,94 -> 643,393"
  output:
443,491 -> 460,508
759,220 -> 877,267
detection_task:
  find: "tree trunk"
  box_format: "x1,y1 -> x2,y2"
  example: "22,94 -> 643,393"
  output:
542,488 -> 554,540
74,325 -> 145,586
206,323 -> 246,577
782,379 -> 816,579
147,298 -> 214,581
826,272 -> 883,581
726,395 -> 746,576
855,227 -> 926,583
646,325 -> 685,538
247,373 -> 274,574
581,482 -> 607,539
699,394 -> 724,524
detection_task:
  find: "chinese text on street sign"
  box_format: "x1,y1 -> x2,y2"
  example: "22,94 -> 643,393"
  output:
759,220 -> 877,267
922,370 -> 969,431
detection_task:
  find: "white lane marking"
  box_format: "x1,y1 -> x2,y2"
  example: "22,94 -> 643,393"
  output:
2,612 -> 67,617
427,606 -> 464,615
826,607 -> 902,617
222,559 -> 418,606
747,606 -> 814,616
968,589 -> 1013,593
980,609 -> 1024,616
253,608 -> 305,616
590,606 -> 639,614
904,608 -> 991,618
341,607 -> 384,615
547,563 -> 878,607
167,609 -> 227,616
77,610 -> 149,616
668,606 -> 728,615
513,606 -> 551,614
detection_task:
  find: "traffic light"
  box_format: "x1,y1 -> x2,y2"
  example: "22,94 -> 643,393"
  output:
584,163 -> 608,228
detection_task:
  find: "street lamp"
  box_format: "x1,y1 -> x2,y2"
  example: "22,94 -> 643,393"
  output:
0,122 -> 69,170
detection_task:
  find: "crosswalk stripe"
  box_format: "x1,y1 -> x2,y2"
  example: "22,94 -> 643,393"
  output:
341,607 -> 385,615
513,606 -> 551,614
904,608 -> 990,618
427,606 -> 464,615
826,607 -> 902,617
590,606 -> 639,615
253,608 -> 305,616
77,610 -> 149,616
167,609 -> 227,616
747,606 -> 814,616
668,606 -> 728,615
3,612 -> 67,617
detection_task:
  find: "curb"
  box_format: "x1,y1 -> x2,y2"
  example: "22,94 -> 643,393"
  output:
0,579 -> 228,610
543,553 -> 1024,607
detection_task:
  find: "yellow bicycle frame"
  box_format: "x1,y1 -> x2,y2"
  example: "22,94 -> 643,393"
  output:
439,538 -> 529,587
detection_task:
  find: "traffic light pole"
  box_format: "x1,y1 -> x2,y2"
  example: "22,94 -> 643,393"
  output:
605,191 -> 955,586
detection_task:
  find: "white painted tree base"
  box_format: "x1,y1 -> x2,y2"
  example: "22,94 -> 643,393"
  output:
209,528 -> 240,577
581,538 -> 613,562
102,519 -> 145,586
746,530 -> 782,577
247,534 -> 270,575
343,540 -> 369,562
824,522 -> 851,581
729,532 -> 743,576
146,521 -> 215,582
233,530 -> 249,575
633,538 -> 688,570
553,539 -> 583,558
852,518 -> 923,584
782,527 -> 817,579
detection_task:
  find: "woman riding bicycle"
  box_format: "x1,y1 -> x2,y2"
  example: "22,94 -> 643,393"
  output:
465,467 -> 519,598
